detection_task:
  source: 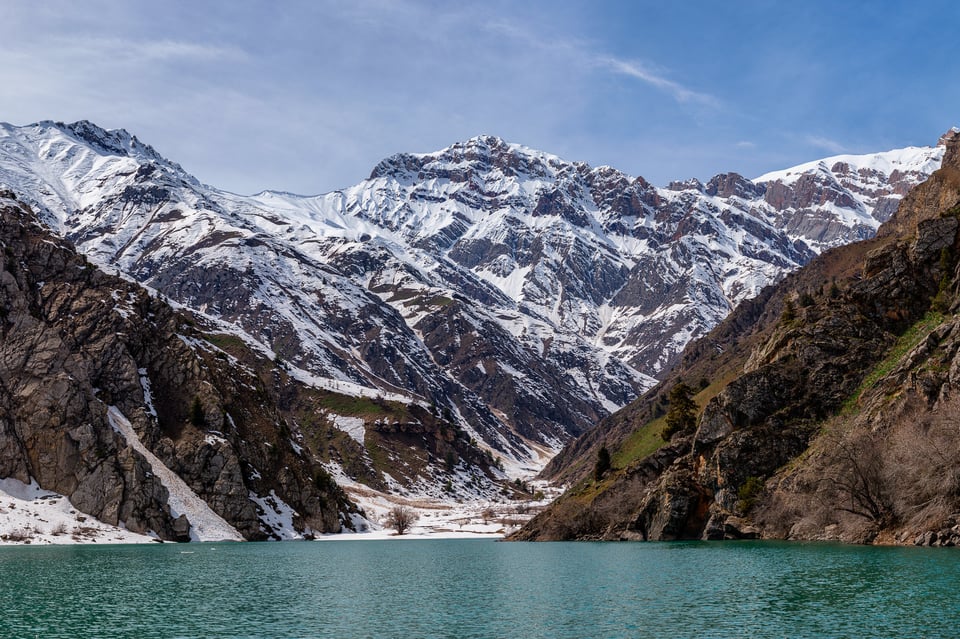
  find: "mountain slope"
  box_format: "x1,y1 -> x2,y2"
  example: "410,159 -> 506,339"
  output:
511,129 -> 960,544
0,191 -> 356,540
0,121 -> 942,490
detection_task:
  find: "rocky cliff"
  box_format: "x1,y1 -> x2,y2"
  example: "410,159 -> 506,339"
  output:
0,191 -> 358,540
512,129 -> 960,545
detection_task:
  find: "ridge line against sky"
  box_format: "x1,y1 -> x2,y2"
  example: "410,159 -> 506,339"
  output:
0,0 -> 957,195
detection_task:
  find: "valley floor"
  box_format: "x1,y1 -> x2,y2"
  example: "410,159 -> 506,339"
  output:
326,478 -> 559,541
0,474 -> 561,545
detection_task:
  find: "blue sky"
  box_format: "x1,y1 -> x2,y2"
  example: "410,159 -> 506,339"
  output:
1,0 -> 956,194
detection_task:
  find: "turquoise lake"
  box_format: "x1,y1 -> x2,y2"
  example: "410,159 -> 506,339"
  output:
1,539 -> 958,638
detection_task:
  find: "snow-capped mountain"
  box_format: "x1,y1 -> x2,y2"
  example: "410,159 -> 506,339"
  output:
0,121 -> 944,478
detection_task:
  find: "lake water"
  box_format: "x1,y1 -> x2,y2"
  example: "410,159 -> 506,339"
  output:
1,539 -> 958,638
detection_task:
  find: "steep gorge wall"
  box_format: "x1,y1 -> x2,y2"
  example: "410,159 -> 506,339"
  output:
0,193 -> 352,540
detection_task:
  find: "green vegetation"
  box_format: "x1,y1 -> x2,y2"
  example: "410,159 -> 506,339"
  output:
842,311 -> 944,414
738,476 -> 764,511
313,471 -> 338,493
940,203 -> 960,219
663,382 -> 697,439
780,298 -> 796,323
931,247 -> 954,313
204,333 -> 247,352
318,393 -> 399,417
612,418 -> 666,469
363,433 -> 393,473
612,371 -> 735,471
593,445 -> 611,481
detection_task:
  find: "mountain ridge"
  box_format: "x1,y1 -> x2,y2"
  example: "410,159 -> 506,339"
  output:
0,120 -> 944,499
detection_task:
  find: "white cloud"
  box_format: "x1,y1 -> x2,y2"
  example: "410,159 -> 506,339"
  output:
121,39 -> 247,62
486,20 -> 719,109
804,135 -> 848,154
597,56 -> 719,107
16,34 -> 248,66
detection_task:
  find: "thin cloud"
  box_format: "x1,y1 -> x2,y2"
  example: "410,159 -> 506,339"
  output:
137,39 -> 247,62
804,135 -> 848,154
67,36 -> 247,63
598,56 -> 719,107
485,20 -> 718,109
735,140 -> 756,149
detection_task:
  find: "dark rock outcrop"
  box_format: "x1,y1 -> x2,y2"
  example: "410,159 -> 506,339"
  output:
0,192 -> 354,540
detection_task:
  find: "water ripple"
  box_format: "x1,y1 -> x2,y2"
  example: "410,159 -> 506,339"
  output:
1,540 -> 958,638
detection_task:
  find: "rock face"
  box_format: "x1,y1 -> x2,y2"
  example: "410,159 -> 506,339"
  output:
0,121 -> 941,479
0,192 -> 354,540
512,130 -> 960,545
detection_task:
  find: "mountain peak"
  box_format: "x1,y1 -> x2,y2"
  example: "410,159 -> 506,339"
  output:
433,134 -> 552,168
666,178 -> 705,192
48,120 -> 164,164
368,135 -> 571,182
940,128 -> 960,170
937,127 -> 960,147
460,134 -> 510,150
704,172 -> 765,199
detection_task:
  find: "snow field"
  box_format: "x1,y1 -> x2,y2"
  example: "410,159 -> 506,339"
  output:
0,477 -> 157,545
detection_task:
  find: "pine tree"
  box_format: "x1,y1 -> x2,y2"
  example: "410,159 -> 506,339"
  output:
190,396 -> 205,427
781,298 -> 796,323
663,382 -> 697,439
594,445 -> 611,481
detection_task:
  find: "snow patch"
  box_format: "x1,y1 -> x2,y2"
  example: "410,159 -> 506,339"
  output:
330,415 -> 365,445
138,368 -> 157,418
287,367 -> 426,405
318,463 -> 561,542
204,432 -> 228,446
249,490 -> 304,540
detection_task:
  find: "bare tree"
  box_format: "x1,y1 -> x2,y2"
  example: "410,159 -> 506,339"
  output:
888,406 -> 960,524
384,505 -> 416,535
818,429 -> 893,526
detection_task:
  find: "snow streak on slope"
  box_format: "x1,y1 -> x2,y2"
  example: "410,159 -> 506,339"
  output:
108,406 -> 244,542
